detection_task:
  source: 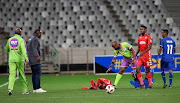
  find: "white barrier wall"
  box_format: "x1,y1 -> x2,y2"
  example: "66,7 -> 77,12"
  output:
57,46 -> 180,64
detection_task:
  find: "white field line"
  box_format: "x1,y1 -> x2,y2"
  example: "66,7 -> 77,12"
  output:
0,77 -> 19,88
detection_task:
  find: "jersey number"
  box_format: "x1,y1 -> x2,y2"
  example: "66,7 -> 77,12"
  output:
167,45 -> 173,54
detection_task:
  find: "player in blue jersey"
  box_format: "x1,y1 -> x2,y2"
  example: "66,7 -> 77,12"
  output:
157,29 -> 176,88
130,70 -> 155,89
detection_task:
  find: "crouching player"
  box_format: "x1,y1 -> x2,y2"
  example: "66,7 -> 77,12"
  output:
82,78 -> 111,90
130,69 -> 155,88
106,41 -> 136,89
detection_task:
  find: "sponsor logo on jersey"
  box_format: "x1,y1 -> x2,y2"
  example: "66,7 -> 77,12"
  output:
123,47 -> 127,51
139,41 -> 146,44
10,38 -> 19,50
10,38 -> 18,47
166,40 -> 173,43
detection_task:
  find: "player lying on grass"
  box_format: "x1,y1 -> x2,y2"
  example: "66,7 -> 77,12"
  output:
130,70 -> 155,88
106,41 -> 136,89
82,78 -> 111,90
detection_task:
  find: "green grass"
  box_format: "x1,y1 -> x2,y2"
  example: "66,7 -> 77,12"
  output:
1,73 -> 180,103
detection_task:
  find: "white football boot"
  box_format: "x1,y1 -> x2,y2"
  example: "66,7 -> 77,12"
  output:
34,88 -> 47,93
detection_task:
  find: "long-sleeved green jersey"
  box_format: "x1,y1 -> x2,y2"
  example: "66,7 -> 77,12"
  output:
6,34 -> 29,62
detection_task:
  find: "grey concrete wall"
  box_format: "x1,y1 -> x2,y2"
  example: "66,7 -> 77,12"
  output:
57,46 -> 180,64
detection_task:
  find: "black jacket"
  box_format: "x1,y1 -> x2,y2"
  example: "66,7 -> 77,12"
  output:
27,33 -> 41,65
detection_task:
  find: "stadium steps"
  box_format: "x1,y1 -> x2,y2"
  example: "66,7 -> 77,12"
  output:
162,0 -> 180,29
103,0 -> 135,45
25,61 -> 60,74
0,27 -> 9,43
0,27 -> 10,66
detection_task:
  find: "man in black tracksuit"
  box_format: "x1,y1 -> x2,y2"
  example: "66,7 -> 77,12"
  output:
28,29 -> 47,93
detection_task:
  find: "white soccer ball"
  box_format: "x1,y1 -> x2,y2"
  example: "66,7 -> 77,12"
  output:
105,85 -> 115,94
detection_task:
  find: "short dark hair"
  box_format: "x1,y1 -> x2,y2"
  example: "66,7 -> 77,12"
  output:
34,29 -> 41,33
140,25 -> 147,29
162,29 -> 169,34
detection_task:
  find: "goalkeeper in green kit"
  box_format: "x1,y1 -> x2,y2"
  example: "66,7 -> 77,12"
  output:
6,28 -> 30,95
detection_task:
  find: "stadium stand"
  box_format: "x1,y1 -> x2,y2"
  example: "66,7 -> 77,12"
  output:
0,0 -> 180,73
0,0 -> 179,48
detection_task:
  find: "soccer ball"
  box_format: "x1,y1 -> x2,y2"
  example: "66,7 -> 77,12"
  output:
105,85 -> 115,94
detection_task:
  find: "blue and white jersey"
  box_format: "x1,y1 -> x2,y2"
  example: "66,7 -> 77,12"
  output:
160,37 -> 176,62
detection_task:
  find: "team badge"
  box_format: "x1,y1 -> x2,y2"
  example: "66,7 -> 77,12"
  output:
123,47 -> 127,51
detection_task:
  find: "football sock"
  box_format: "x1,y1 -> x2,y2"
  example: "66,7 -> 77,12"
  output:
147,72 -> 152,87
152,78 -> 155,84
130,80 -> 135,86
96,79 -> 101,89
134,80 -> 140,88
137,73 -> 144,85
169,73 -> 173,86
91,80 -> 95,88
81,87 -> 90,89
161,71 -> 166,83
114,74 -> 122,86
143,79 -> 149,88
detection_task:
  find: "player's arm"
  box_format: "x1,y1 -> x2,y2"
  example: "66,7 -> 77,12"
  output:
140,43 -> 152,57
106,56 -> 116,73
174,40 -> 176,54
21,40 -> 29,65
157,46 -> 163,64
6,39 -> 10,52
157,39 -> 163,64
135,45 -> 140,57
158,46 -> 163,56
130,47 -> 136,64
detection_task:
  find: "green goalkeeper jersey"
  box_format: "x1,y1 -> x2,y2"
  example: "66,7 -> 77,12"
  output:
114,42 -> 133,58
6,34 -> 29,62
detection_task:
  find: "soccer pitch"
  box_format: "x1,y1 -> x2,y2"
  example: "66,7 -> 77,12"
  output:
1,73 -> 180,103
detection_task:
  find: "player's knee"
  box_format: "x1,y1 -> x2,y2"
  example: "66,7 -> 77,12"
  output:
169,70 -> 173,73
146,70 -> 150,73
145,68 -> 150,72
119,70 -> 125,75
119,72 -> 123,75
136,69 -> 140,73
